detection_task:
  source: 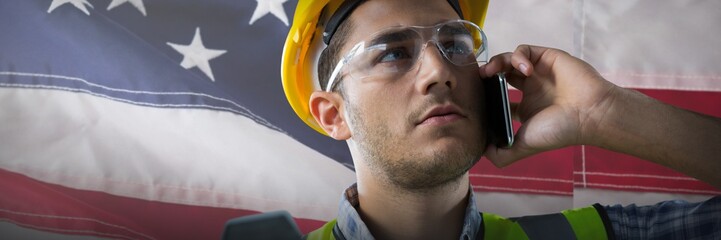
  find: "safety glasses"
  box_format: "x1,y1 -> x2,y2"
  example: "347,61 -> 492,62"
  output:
325,19 -> 488,92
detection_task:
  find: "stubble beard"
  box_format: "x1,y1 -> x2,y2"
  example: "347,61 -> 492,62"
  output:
346,100 -> 484,193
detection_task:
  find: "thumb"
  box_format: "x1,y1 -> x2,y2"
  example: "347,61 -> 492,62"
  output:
483,126 -> 536,167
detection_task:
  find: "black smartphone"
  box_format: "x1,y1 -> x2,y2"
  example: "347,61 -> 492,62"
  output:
222,211 -> 302,240
484,72 -> 514,148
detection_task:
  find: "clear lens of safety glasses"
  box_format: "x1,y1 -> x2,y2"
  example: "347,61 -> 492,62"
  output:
325,19 -> 488,92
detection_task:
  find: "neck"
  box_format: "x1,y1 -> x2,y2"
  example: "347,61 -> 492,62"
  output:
355,163 -> 470,240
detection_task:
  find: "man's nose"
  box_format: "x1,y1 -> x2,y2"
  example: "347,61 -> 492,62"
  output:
414,43 -> 457,95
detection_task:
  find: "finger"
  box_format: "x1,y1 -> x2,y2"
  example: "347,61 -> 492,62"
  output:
511,45 -> 537,77
480,53 -> 527,90
513,44 -> 572,76
479,52 -> 514,78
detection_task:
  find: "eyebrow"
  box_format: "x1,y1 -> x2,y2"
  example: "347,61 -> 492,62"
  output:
439,24 -> 471,35
369,29 -> 415,46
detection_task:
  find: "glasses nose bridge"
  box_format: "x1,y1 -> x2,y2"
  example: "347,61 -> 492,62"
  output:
414,25 -> 440,46
413,25 -> 455,65
416,41 -> 451,69
414,42 -> 452,77
418,41 -> 446,62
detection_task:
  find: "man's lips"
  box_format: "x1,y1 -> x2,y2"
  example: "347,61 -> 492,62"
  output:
417,105 -> 467,126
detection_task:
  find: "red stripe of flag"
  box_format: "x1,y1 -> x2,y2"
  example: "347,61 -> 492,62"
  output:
470,147 -> 576,196
0,168 -> 325,239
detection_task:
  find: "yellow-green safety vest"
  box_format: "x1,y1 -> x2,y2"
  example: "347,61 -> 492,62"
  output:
305,204 -> 613,240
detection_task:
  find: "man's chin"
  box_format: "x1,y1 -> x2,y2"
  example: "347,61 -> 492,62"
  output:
416,137 -> 484,166
415,120 -> 483,140
419,132 -> 486,154
435,138 -> 484,163
388,145 -> 481,192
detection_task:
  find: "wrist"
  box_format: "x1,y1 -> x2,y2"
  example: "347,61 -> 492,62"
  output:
578,83 -> 629,147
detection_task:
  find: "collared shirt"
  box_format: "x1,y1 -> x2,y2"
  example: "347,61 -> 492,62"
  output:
604,195 -> 721,239
334,183 -> 721,240
336,183 -> 482,240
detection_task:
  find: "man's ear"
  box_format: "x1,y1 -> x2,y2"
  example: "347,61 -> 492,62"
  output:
309,91 -> 351,140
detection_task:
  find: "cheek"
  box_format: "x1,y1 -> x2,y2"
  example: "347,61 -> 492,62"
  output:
381,85 -> 415,123
457,69 -> 487,120
453,69 -> 481,96
365,94 -> 396,122
364,90 -> 412,134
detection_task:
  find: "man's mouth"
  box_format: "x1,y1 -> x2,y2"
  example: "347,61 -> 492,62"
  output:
417,105 -> 467,126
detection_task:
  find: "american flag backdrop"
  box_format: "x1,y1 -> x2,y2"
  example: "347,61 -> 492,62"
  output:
0,0 -> 719,239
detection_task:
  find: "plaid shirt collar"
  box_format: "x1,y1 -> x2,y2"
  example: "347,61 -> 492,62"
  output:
336,183 -> 482,240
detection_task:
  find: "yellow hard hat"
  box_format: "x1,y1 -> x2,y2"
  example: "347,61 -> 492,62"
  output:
281,0 -> 490,136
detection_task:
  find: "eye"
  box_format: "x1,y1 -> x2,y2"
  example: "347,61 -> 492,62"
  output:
443,41 -> 472,55
377,47 -> 412,63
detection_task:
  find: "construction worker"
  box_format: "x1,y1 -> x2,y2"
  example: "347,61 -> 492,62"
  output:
281,0 -> 721,239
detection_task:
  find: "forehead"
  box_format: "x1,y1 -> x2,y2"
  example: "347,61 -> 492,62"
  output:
343,0 -> 461,46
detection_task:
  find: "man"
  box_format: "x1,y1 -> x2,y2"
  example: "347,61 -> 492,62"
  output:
280,0 -> 721,239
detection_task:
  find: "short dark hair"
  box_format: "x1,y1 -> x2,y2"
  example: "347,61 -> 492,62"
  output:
317,17 -> 355,93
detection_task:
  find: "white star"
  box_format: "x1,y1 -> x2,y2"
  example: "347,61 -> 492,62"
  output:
48,0 -> 94,15
107,0 -> 147,16
249,0 -> 289,26
166,28 -> 227,82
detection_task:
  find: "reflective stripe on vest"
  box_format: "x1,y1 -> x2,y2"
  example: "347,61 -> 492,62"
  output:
561,204 -> 612,240
482,205 -> 610,240
305,205 -> 610,240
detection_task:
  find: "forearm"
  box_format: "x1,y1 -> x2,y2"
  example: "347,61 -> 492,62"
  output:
587,87 -> 721,188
